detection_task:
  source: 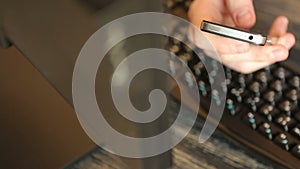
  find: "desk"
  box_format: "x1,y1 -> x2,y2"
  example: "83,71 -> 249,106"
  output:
66,100 -> 279,169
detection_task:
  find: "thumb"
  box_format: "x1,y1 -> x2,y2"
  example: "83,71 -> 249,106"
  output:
225,0 -> 256,28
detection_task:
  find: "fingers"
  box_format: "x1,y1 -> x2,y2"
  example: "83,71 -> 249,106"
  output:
276,33 -> 296,49
219,16 -> 295,73
224,61 -> 276,74
221,45 -> 288,62
188,0 -> 226,26
269,16 -> 296,49
269,16 -> 289,36
225,0 -> 256,28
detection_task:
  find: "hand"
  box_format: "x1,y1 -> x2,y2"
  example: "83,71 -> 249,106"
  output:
188,0 -> 296,73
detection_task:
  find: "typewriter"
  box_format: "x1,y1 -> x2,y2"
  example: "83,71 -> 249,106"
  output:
164,0 -> 300,168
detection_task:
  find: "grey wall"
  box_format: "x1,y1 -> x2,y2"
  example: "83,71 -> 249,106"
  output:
0,46 -> 95,169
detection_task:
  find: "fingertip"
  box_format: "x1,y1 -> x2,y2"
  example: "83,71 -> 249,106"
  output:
269,16 -> 289,36
225,0 -> 256,28
286,33 -> 296,48
277,16 -> 289,25
268,45 -> 289,61
276,33 -> 296,49
236,10 -> 256,28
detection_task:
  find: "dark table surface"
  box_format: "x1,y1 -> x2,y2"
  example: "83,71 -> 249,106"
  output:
65,100 -> 279,169
65,0 -> 300,168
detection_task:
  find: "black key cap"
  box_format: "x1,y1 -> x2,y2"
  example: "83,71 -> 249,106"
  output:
278,100 -> 297,116
274,133 -> 291,151
291,125 -> 300,139
270,80 -> 284,96
273,67 -> 291,82
246,96 -> 263,112
275,114 -> 296,132
246,73 -> 254,83
237,74 -> 246,89
230,88 -> 244,103
259,104 -> 279,121
263,90 -> 280,105
255,71 -> 269,87
249,81 -> 263,97
285,89 -> 299,103
264,66 -> 271,74
289,75 -> 300,90
291,144 -> 300,159
274,67 -> 286,79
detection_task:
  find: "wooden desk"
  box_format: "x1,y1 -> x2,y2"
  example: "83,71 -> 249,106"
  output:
66,100 -> 280,169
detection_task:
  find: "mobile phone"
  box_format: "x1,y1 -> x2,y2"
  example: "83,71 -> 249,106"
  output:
200,20 -> 268,46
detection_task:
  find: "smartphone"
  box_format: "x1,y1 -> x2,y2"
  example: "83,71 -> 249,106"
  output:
200,20 -> 267,46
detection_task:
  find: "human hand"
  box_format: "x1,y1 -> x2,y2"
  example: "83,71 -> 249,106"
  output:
188,0 -> 296,73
